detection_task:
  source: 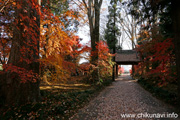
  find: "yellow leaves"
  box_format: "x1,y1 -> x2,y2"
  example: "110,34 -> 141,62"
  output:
40,20 -> 75,81
39,5 -> 83,83
64,10 -> 79,19
41,20 -> 51,27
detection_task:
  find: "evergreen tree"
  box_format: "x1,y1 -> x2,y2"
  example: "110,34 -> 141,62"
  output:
104,0 -> 121,81
104,0 -> 121,51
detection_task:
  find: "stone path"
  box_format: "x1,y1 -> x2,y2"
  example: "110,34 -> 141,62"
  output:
70,74 -> 179,120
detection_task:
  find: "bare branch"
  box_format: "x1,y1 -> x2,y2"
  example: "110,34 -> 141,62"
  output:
71,0 -> 85,11
82,0 -> 88,9
0,0 -> 10,13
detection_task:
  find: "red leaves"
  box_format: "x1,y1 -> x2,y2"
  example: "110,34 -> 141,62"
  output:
118,66 -> 124,74
3,64 -> 38,83
94,41 -> 113,60
0,0 -> 42,83
94,41 -> 114,77
0,38 -> 11,64
135,38 -> 176,86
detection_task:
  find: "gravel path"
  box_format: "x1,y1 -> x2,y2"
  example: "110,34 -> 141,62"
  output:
70,74 -> 179,120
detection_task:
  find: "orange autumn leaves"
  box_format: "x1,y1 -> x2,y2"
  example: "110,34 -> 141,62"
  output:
0,0 -> 113,83
40,9 -> 88,82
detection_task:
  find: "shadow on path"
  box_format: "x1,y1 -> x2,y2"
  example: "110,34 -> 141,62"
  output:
70,74 -> 179,120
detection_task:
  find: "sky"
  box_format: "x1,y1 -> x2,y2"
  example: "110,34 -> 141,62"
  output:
77,0 -> 133,71
77,0 -> 135,49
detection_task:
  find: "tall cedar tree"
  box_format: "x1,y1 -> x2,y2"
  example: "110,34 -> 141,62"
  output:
1,0 -> 41,105
104,0 -> 121,80
104,0 -> 120,51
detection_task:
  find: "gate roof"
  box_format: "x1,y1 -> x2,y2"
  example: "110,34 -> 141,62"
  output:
115,50 -> 141,65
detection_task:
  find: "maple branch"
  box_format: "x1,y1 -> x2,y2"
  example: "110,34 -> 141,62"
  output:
0,0 -> 10,13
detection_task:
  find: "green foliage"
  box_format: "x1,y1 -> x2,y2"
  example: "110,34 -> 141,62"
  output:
42,0 -> 69,14
104,0 -> 121,50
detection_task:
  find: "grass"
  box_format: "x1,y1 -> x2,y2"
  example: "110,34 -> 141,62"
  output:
0,76 -> 113,119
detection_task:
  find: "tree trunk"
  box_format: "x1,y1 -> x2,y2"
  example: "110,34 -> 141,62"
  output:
85,0 -> 102,81
91,0 -> 101,65
112,0 -> 116,81
171,0 -> 180,111
116,64 -> 119,77
2,0 -> 41,105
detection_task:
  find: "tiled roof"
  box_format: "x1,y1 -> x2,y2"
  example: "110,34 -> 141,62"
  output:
115,50 -> 141,64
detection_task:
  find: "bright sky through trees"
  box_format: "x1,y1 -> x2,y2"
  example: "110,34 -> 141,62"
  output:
78,0 -> 134,72
78,0 -> 137,50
